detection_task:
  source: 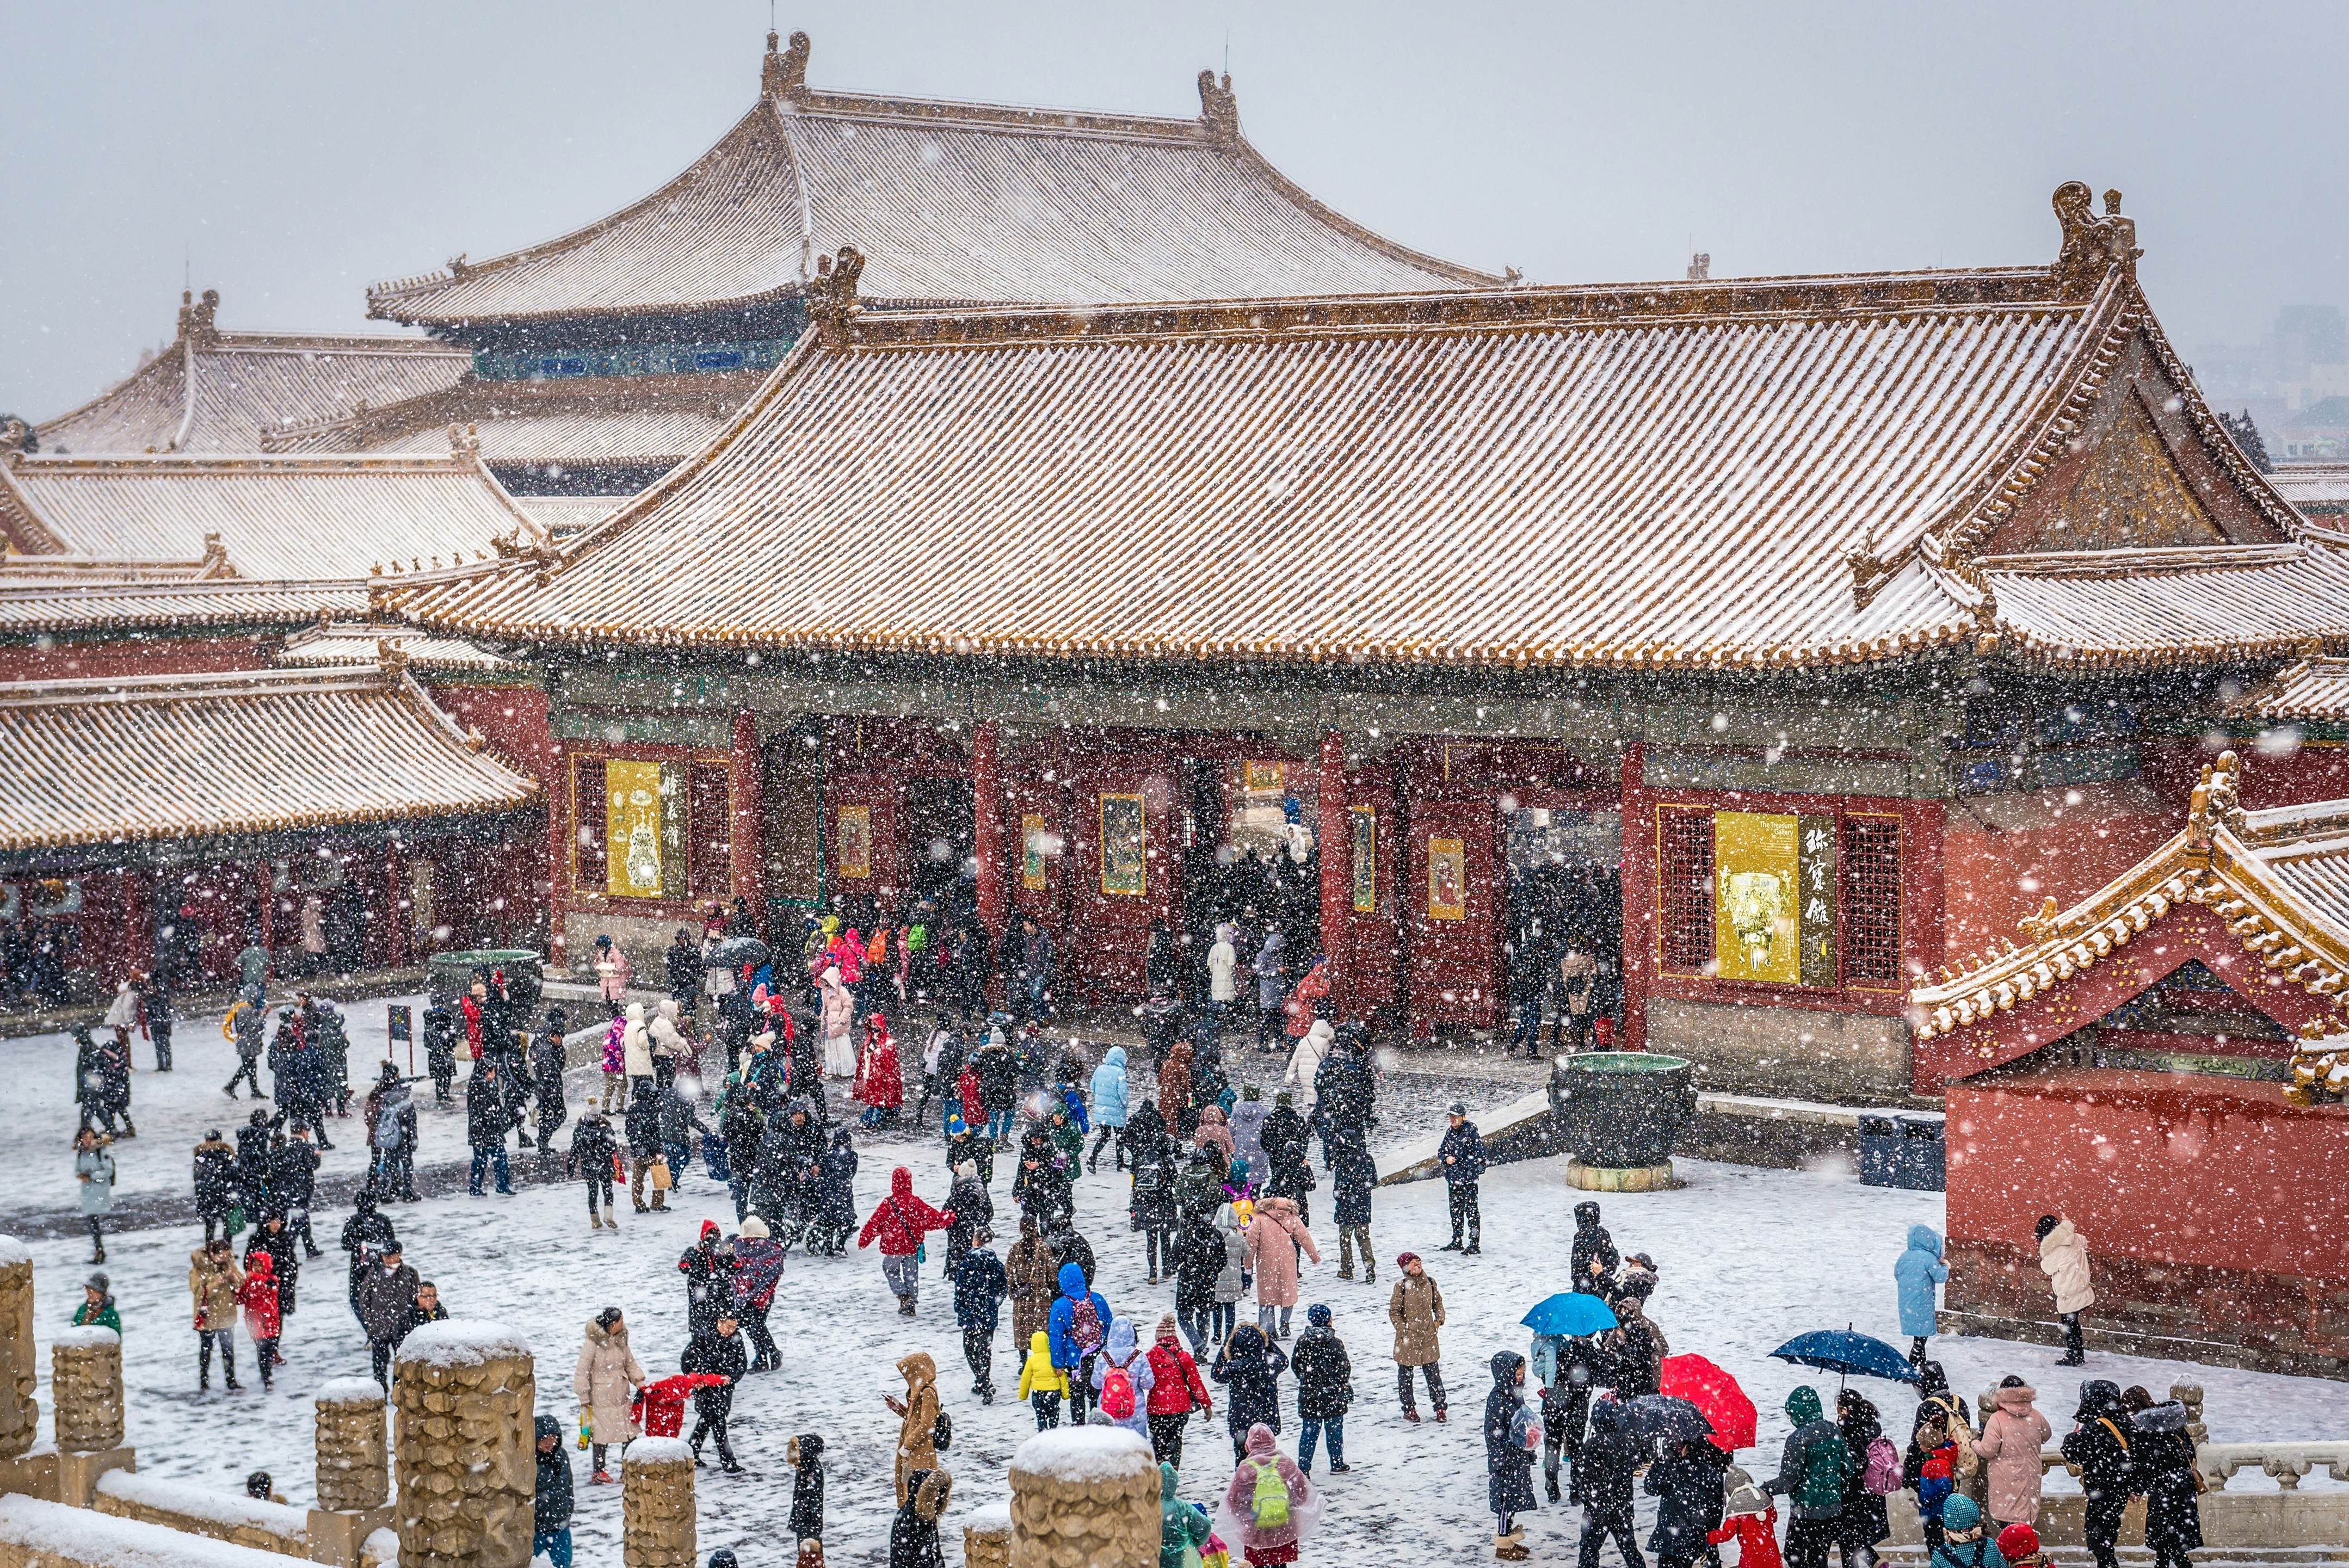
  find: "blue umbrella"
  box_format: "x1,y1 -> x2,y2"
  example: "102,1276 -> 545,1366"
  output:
1767,1330 -> 1920,1385
1521,1293 -> 1619,1337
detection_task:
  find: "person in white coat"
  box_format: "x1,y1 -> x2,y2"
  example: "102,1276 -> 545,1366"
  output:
1284,1017 -> 1333,1116
102,977 -> 141,1053
1207,924 -> 1238,1035
2035,1214 -> 2095,1365
648,998 -> 692,1091
620,1003 -> 654,1107
819,965 -> 856,1078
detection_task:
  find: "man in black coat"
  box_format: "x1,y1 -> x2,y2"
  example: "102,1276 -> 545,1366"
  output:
533,1415 -> 575,1564
269,1128 -> 323,1257
679,1219 -> 737,1336
236,1109 -> 276,1213
465,1061 -> 514,1196
1438,1104 -> 1486,1254
666,929 -> 702,1016
1290,1303 -> 1353,1474
1571,1202 -> 1619,1296
338,1189 -> 396,1314
529,1008 -> 569,1157
1574,1396 -> 1646,1568
682,1316 -> 749,1472
1172,1209 -> 1226,1355
193,1129 -> 239,1243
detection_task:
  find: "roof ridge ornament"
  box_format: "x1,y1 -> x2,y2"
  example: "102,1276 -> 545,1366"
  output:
1198,69 -> 1239,145
2051,182 -> 2141,299
764,29 -> 811,101
447,422 -> 480,460
807,245 -> 865,338
2187,748 -> 2246,854
176,288 -> 221,348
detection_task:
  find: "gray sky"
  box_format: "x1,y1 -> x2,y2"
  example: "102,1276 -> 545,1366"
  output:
4,1 -> 2343,420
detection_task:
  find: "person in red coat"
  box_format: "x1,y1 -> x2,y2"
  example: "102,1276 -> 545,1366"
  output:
1143,1313 -> 1214,1467
631,1373 -> 724,1439
1709,1470 -> 1784,1568
238,1251 -> 284,1388
855,1014 -> 905,1129
857,1166 -> 954,1317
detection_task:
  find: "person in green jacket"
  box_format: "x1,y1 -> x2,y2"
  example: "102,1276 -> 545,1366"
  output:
72,1271 -> 121,1333
1160,1460 -> 1211,1567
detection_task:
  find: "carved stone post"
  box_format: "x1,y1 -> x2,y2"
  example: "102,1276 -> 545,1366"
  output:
317,1378 -> 391,1511
964,1500 -> 1013,1568
0,1241 -> 33,1461
622,1437 -> 696,1567
2171,1382 -> 2207,1448
1008,1428 -> 1158,1568
51,1327 -> 123,1452
392,1322 -> 534,1568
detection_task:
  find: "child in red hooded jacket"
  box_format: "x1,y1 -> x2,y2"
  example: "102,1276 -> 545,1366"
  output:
238,1252 -> 283,1388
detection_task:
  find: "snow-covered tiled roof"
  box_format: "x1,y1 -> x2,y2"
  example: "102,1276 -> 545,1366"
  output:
36,289 -> 467,455
365,33 -> 1493,325
0,449 -> 547,583
2267,462 -> 2349,511
260,370 -> 762,474
2234,656 -> 2349,723
274,621 -> 510,672
393,189 -> 2349,671
0,578 -> 372,634
0,663 -> 538,852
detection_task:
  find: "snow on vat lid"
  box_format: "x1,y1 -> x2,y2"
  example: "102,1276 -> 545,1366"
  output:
53,1324 -> 121,1348
0,1492 -> 299,1567
1010,1425 -> 1154,1481
393,1319 -> 532,1367
316,1376 -> 386,1406
0,1235 -> 30,1268
626,1436 -> 694,1465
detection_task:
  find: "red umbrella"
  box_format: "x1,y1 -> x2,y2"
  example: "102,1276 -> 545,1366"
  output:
1660,1354 -> 1757,1452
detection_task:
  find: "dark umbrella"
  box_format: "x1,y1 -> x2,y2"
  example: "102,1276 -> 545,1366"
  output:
704,936 -> 772,971
1622,1394 -> 1713,1443
1767,1329 -> 1921,1386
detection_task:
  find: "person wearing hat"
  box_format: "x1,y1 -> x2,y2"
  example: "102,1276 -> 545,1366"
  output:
1438,1103 -> 1485,1254
1995,1523 -> 2045,1568
1388,1251 -> 1446,1421
354,1242 -> 419,1389
72,1271 -> 120,1333
1931,1496 -> 2007,1568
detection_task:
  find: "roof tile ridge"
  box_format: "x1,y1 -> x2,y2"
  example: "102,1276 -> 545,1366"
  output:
0,459 -> 71,554
786,84 -> 1212,142
0,663 -> 380,707
833,267 -> 2065,351
33,328 -> 189,442
203,330 -> 469,355
1973,539 -> 2307,577
366,96 -> 791,318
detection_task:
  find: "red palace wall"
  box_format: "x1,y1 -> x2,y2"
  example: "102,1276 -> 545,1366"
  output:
1943,1069 -> 2349,1374
0,635 -> 270,683
1940,782 -> 2178,966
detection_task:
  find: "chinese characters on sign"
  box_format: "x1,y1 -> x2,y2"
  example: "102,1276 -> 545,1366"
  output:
1100,793 -> 1147,896
1427,835 -> 1466,921
835,804 -> 871,880
1796,814 -> 1839,987
1351,804 -> 1377,913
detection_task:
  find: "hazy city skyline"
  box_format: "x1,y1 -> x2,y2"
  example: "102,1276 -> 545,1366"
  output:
6,1 -> 2347,421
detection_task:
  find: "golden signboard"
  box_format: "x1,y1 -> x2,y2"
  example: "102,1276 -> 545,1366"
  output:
1021,813 -> 1048,892
1713,811 -> 1801,983
835,804 -> 872,880
606,758 -> 665,898
1351,804 -> 1377,914
1428,835 -> 1466,922
1243,761 -> 1286,794
1100,793 -> 1147,897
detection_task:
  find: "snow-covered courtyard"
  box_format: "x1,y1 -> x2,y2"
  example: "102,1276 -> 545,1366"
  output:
5,1004 -> 2342,1566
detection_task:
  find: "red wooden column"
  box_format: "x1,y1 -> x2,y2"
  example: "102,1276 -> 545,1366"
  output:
120,869 -> 150,984
385,841 -> 411,968
546,738 -> 571,968
256,862 -> 276,977
1617,742 -> 1652,1051
730,710 -> 767,936
1317,728 -> 1349,1011
973,719 -> 1006,940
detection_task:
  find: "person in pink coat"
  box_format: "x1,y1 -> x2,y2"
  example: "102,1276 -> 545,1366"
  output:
1245,1195 -> 1321,1341
1971,1375 -> 2053,1529
1211,1422 -> 1321,1567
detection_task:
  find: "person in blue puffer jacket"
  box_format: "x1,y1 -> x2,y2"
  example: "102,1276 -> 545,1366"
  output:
1088,1046 -> 1130,1173
1895,1224 -> 1949,1367
1046,1261 -> 1112,1424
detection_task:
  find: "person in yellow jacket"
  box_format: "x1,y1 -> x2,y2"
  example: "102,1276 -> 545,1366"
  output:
1016,1329 -> 1066,1430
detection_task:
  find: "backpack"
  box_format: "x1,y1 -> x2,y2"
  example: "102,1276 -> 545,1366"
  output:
1249,1459 -> 1291,1529
1797,1433 -> 1849,1511
375,1102 -> 406,1152
1863,1435 -> 1902,1495
1069,1297 -> 1106,1354
1101,1359 -> 1137,1420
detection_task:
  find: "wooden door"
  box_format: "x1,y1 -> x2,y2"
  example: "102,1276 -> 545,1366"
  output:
1062,758 -> 1180,1004
1407,798 -> 1500,1033
1340,768 -> 1401,1011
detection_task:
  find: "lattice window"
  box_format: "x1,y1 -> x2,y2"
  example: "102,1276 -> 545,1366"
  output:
570,756 -> 607,892
1841,816 -> 1902,986
1659,809 -> 1715,973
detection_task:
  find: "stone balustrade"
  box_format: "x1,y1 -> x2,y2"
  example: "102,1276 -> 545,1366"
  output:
2196,1441 -> 2349,1490
1008,1427 -> 1157,1568
0,1243 -> 32,1464
50,1327 -> 121,1453
963,1499 -> 1012,1568
621,1437 -> 696,1567
391,1321 -> 534,1568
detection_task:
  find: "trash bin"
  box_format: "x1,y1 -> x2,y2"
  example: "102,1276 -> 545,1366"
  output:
1858,1114 -> 1945,1191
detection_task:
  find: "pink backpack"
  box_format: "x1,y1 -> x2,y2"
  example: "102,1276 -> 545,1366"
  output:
1863,1435 -> 1902,1495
